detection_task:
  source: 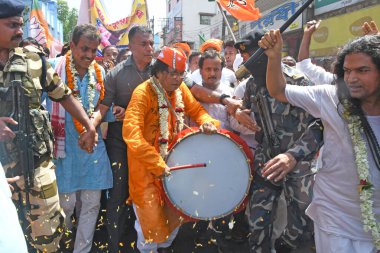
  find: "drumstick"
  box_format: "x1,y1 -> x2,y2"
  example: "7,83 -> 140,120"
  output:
170,163 -> 207,171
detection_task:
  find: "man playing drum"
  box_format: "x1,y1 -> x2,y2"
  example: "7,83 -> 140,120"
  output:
123,46 -> 219,253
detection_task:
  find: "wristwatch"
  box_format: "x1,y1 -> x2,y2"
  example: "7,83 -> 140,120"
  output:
219,94 -> 231,105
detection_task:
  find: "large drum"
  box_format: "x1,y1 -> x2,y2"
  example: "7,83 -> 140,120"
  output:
162,129 -> 253,221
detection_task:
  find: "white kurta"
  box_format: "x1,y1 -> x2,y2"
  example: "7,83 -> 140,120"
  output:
285,84 -> 380,253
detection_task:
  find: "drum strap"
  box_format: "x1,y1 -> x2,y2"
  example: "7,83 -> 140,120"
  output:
253,173 -> 283,191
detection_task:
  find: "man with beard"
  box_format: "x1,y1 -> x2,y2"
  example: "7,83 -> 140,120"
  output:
260,29 -> 380,253
98,25 -> 154,253
0,1 -> 96,251
189,32 -> 323,253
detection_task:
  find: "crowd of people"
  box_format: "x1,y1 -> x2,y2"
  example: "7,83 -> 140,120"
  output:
1,0 -> 380,253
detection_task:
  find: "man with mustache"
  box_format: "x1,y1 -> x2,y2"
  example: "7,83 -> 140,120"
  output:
47,24 -> 114,253
98,25 -> 155,253
123,46 -> 219,253
260,29 -> 380,253
0,1 -> 97,252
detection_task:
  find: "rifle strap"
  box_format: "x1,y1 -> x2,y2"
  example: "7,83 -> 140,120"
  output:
39,53 -> 47,91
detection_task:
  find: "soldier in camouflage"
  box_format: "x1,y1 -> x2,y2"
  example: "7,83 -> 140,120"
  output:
235,33 -> 323,253
0,0 -> 97,252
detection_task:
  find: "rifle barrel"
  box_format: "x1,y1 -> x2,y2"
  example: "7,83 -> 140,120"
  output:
236,0 -> 315,79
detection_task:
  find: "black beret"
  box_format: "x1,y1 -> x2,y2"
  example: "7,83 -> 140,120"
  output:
0,0 -> 25,19
234,32 -> 264,53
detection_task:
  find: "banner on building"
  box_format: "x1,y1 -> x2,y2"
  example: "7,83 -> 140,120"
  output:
315,0 -> 365,15
29,0 -> 63,56
240,0 -> 303,37
88,0 -> 148,52
216,0 -> 261,21
310,5 -> 380,57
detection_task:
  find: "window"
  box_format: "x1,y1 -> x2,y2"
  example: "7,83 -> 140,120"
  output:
200,14 -> 212,25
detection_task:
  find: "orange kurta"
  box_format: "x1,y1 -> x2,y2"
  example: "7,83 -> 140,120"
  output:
123,80 -> 220,243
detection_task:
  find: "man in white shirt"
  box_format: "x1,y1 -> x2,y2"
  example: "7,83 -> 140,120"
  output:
223,40 -> 238,71
260,29 -> 380,253
192,50 -> 254,253
191,39 -> 237,87
296,20 -> 335,85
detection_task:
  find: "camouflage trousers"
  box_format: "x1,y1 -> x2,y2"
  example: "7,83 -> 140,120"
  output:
247,171 -> 314,253
6,158 -> 65,252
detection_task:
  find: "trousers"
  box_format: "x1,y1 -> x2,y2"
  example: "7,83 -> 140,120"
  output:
60,190 -> 101,253
8,159 -> 65,252
105,128 -> 136,253
248,173 -> 314,253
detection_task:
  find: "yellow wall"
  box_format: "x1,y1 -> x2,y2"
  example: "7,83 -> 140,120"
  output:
310,5 -> 380,57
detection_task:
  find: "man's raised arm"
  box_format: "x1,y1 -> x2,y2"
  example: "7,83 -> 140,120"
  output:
258,29 -> 288,102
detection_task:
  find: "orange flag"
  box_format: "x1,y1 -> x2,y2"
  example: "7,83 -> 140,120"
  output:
217,0 -> 261,21
29,0 -> 53,49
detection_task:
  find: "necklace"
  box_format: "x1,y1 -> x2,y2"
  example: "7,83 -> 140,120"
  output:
65,51 -> 105,134
343,100 -> 380,249
150,77 -> 184,158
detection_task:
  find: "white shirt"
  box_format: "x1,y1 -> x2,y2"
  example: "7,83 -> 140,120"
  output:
191,68 -> 237,87
229,79 -> 257,149
233,54 -> 244,71
285,84 -> 380,241
0,164 -> 28,252
296,58 -> 335,85
196,81 -> 234,130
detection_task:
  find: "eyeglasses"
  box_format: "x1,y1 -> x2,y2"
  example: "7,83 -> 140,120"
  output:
166,70 -> 185,79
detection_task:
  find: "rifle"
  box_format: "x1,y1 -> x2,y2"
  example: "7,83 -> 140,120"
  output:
251,93 -> 281,158
9,80 -> 34,211
236,0 -> 314,80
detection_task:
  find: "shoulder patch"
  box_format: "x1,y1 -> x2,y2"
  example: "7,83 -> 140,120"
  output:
23,45 -> 42,54
13,47 -> 26,57
25,52 -> 41,62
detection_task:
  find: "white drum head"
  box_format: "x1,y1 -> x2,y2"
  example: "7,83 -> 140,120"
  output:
163,132 -> 251,220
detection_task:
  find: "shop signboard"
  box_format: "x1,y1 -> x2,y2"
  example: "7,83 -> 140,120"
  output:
315,0 -> 366,15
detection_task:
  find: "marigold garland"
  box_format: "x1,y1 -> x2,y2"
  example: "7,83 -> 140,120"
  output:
150,77 -> 184,158
343,100 -> 380,249
65,51 -> 105,134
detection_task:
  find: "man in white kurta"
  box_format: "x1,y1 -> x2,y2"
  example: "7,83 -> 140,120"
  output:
259,30 -> 380,253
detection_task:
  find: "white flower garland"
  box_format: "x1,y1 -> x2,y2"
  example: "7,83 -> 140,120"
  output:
69,54 -> 97,115
151,78 -> 184,158
344,104 -> 380,249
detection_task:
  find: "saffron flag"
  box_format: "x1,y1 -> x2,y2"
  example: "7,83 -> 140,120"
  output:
29,0 -> 53,50
89,0 -> 148,50
217,0 -> 261,21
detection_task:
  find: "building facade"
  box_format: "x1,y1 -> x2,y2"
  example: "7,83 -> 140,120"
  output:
162,0 -> 380,57
309,0 -> 380,59
237,0 -> 380,60
164,0 -> 217,50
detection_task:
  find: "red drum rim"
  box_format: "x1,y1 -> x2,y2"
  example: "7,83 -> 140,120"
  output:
161,127 -> 254,221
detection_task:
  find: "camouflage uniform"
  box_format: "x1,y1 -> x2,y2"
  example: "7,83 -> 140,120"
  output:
0,46 -> 70,252
243,65 -> 323,253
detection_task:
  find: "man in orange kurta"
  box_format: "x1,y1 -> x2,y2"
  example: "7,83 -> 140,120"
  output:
123,47 -> 220,253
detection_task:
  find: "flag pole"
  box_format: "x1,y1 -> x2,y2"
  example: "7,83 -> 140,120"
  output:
235,0 -> 314,80
216,2 -> 236,43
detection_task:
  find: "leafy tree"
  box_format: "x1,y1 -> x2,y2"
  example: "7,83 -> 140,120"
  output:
57,0 -> 78,42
